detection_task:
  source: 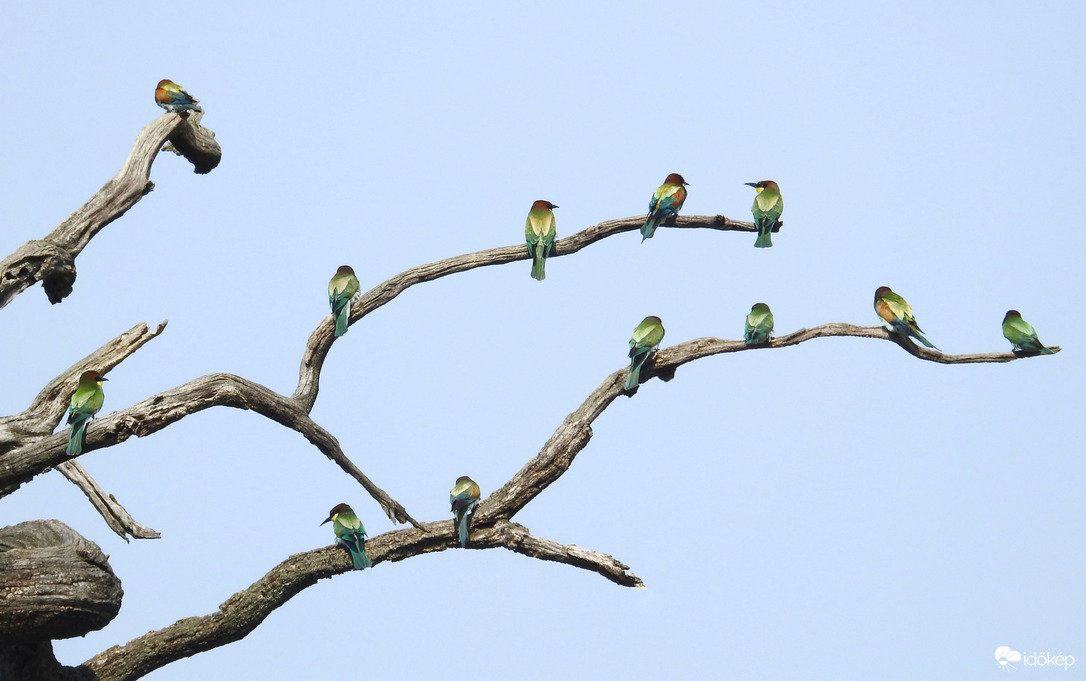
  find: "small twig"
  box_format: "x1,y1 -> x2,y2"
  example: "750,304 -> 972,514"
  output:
55,462 -> 160,541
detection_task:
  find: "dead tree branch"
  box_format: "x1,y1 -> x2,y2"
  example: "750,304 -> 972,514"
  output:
0,373 -> 420,528
0,113 -> 220,310
0,322 -> 168,454
78,517 -> 637,681
479,322 -> 1058,522
292,213 -> 757,409
55,462 -> 160,541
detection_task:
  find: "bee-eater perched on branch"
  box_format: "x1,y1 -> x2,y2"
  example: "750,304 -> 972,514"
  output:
873,286 -> 937,349
66,370 -> 107,456
525,200 -> 558,281
154,79 -> 202,113
1002,310 -> 1054,354
625,316 -> 665,390
641,174 -> 688,242
450,476 -> 481,547
328,265 -> 361,337
745,180 -> 783,248
322,503 -> 371,570
744,303 -> 775,345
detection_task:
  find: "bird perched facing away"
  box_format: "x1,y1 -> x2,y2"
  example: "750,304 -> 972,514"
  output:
641,174 -> 688,241
525,200 -> 558,281
873,286 -> 937,349
745,180 -> 783,248
66,370 -> 107,456
328,265 -> 361,337
154,79 -> 202,113
1002,310 -> 1054,354
625,316 -> 666,390
450,476 -> 482,548
322,503 -> 371,570
744,303 -> 775,345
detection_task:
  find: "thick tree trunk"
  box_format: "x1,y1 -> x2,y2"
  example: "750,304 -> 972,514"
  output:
0,520 -> 121,680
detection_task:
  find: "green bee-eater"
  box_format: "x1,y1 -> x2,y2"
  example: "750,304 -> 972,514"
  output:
745,180 -> 783,248
744,303 -> 775,345
525,200 -> 558,281
328,265 -> 361,337
450,476 -> 482,548
66,370 -> 107,456
1002,310 -> 1054,354
321,503 -> 371,570
624,316 -> 665,390
873,286 -> 938,349
641,174 -> 688,241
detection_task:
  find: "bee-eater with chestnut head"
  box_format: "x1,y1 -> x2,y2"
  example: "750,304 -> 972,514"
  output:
450,476 -> 482,548
641,174 -> 688,241
322,503 -> 371,570
154,79 -> 202,113
525,200 -> 558,281
873,286 -> 937,349
66,370 -> 107,456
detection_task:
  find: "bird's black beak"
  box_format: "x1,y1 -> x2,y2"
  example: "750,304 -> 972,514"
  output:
744,182 -> 759,188
320,514 -> 333,526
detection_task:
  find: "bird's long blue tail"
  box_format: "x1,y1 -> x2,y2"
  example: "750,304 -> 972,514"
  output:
456,513 -> 469,548
333,299 -> 349,337
67,417 -> 88,456
640,216 -> 659,242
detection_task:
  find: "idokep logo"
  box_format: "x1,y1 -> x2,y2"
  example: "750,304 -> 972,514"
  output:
995,646 -> 1076,671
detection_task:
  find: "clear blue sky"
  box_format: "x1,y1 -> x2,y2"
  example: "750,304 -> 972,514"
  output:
2,1 -> 1083,678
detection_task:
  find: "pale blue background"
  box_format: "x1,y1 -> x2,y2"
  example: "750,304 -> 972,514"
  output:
2,1 -> 1083,679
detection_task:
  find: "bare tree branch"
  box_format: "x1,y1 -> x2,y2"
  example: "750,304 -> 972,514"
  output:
7,316 -> 1050,677
78,518 -> 637,681
55,462 -> 160,541
479,322 -> 1059,522
0,113 -> 220,310
492,521 -> 643,588
292,213 -> 758,409
0,373 -> 420,527
0,322 -> 167,454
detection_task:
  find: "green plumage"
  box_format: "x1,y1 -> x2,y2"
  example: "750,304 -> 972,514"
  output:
873,286 -> 938,349
747,181 -> 783,248
66,371 -> 106,456
525,201 -> 557,281
450,476 -> 481,548
328,266 -> 361,337
1002,310 -> 1054,354
322,503 -> 371,570
744,303 -> 775,345
624,316 -> 665,390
